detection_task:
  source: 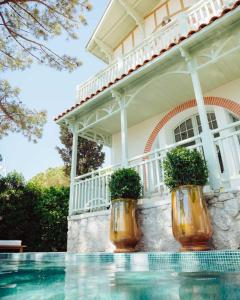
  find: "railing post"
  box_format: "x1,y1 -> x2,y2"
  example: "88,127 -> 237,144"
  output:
69,123 -> 79,216
117,55 -> 124,76
181,49 -> 221,190
176,11 -> 190,37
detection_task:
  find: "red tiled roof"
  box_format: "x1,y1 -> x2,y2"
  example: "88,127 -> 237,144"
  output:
54,1 -> 240,122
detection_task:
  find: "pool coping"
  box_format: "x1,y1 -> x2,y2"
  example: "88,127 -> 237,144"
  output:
1,251 -> 240,273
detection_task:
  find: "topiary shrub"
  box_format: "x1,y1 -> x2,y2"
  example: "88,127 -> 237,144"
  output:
163,147 -> 208,191
109,168 -> 142,200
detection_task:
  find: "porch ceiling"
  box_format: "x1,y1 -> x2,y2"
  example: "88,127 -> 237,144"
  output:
88,45 -> 240,135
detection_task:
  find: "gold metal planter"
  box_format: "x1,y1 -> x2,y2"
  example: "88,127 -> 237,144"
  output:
172,185 -> 212,252
110,198 -> 141,253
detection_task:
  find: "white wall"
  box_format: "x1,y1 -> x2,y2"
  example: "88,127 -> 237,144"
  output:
111,112 -> 165,164
111,78 -> 240,165
205,78 -> 240,104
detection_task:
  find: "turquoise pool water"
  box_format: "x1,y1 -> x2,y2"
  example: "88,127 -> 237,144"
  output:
0,251 -> 240,299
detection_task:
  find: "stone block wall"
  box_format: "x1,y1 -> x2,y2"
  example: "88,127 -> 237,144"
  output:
67,190 -> 240,253
207,191 -> 240,249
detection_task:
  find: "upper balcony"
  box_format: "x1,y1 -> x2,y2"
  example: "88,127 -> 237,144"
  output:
76,0 -> 235,103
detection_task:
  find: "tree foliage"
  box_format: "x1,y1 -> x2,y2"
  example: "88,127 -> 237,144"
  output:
0,0 -> 92,71
0,172 -> 41,250
30,167 -> 69,188
0,172 -> 69,251
0,0 -> 92,141
56,124 -> 105,176
36,186 -> 69,252
0,80 -> 46,141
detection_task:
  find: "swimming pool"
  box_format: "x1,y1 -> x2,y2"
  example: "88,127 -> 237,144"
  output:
1,251 -> 240,299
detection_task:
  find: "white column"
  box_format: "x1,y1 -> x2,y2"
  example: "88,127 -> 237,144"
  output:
187,59 -> 221,190
69,125 -> 78,216
120,96 -> 129,167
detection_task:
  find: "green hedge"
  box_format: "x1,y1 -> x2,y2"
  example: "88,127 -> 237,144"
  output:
0,172 -> 69,252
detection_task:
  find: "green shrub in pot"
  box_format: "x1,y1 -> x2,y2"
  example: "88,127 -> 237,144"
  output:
108,168 -> 142,253
109,168 -> 142,200
163,146 -> 212,252
163,146 -> 208,191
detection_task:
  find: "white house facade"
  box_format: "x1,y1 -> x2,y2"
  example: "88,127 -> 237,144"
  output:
55,0 -> 240,252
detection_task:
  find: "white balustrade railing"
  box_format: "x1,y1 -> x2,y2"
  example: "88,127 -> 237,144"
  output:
71,120 -> 240,215
76,0 -> 234,102
72,165 -> 120,214
188,0 -> 224,29
213,120 -> 240,178
71,135 -> 203,215
128,135 -> 203,197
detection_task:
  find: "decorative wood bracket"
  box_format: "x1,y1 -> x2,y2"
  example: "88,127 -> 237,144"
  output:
118,0 -> 145,35
95,37 -> 113,63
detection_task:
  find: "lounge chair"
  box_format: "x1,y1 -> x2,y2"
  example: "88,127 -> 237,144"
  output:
0,240 -> 26,253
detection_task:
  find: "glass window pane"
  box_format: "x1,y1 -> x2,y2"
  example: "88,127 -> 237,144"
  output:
180,122 -> 186,132
196,115 -> 201,126
174,127 -> 180,135
188,129 -> 194,138
209,113 -> 216,121
198,125 -> 202,133
231,114 -> 238,122
181,132 -> 187,140
186,119 -> 193,130
175,134 -> 181,142
212,120 -> 218,129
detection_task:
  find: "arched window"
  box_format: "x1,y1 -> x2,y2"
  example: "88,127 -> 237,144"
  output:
174,112 -> 218,145
173,112 -> 225,173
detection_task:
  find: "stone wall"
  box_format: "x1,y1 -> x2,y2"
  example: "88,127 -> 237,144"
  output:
67,210 -> 113,253
67,190 -> 240,253
207,191 -> 240,249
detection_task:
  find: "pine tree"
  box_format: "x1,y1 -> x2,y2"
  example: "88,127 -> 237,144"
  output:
0,1 -> 92,141
56,124 -> 105,176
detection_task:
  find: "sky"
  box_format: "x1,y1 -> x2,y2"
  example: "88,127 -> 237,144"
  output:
0,0 -> 111,180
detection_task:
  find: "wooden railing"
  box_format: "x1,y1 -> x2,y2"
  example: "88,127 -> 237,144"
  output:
76,0 -> 233,102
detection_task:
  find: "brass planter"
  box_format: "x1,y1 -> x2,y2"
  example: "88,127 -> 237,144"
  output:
110,198 -> 141,253
172,185 -> 212,252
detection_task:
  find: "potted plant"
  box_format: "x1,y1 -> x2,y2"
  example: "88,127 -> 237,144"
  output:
109,168 -> 142,253
163,147 -> 212,251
